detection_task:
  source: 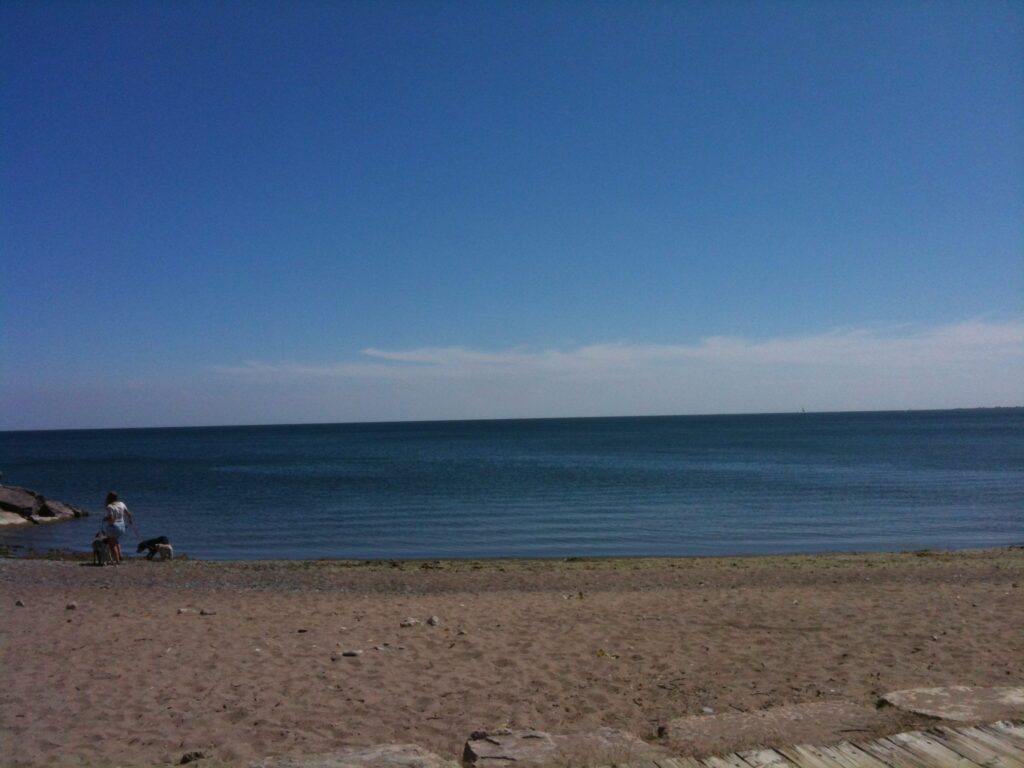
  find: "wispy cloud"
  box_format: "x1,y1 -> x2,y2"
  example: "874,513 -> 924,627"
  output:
216,318 -> 1024,382
8,319 -> 1022,429
196,318 -> 1024,424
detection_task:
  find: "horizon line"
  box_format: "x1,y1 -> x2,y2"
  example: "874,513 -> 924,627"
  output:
3,404 -> 1021,435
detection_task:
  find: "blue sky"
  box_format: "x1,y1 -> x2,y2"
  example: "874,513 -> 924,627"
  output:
3,1 -> 1022,429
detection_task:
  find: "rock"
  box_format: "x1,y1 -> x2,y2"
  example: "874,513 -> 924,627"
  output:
0,510 -> 27,525
66,602 -> 77,610
15,599 -> 25,607
41,498 -> 82,518
178,608 -> 197,614
0,486 -> 41,517
250,744 -> 458,768
180,751 -> 206,764
462,727 -> 669,767
427,615 -> 440,626
341,650 -> 363,657
879,686 -> 1024,721
199,609 -> 217,616
400,618 -> 420,628
701,707 -> 715,714
0,486 -> 89,525
660,701 -> 940,756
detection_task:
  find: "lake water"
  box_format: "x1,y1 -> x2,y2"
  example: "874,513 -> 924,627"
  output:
1,409 -> 1021,560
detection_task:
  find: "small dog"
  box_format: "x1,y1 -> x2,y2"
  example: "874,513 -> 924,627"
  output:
137,536 -> 170,560
153,542 -> 173,561
92,532 -> 113,566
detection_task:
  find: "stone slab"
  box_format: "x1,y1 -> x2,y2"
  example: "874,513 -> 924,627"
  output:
659,701 -> 903,757
879,686 -> 1024,722
463,727 -> 670,766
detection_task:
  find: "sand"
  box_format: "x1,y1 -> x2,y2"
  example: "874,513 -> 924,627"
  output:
1,548 -> 1022,766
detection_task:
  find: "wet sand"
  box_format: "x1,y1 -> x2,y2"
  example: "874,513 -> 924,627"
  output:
1,548 -> 1022,766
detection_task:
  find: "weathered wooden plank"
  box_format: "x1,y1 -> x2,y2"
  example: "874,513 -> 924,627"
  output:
858,736 -> 939,768
655,758 -> 705,768
775,744 -> 848,768
737,748 -> 799,767
925,727 -> 1021,768
995,722 -> 1024,739
890,731 -> 984,768
701,755 -> 754,768
957,727 -> 1024,767
928,726 -> 1024,768
632,722 -> 1024,768
655,757 -> 704,768
815,744 -> 887,768
984,723 -> 1024,751
828,742 -> 897,768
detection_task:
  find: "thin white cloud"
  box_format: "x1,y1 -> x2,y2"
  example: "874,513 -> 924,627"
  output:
216,318 -> 1024,382
7,319 -> 1022,429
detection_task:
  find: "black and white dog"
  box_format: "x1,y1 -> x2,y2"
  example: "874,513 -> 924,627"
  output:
137,535 -> 172,560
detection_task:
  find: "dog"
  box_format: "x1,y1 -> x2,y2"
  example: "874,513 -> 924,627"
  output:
153,542 -> 173,561
137,536 -> 170,560
92,532 -> 113,566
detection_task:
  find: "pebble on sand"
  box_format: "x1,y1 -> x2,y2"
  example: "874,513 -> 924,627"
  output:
330,650 -> 364,660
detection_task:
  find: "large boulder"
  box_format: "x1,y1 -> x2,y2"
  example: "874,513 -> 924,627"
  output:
0,486 -> 89,525
250,744 -> 458,768
462,727 -> 669,766
0,486 -> 41,517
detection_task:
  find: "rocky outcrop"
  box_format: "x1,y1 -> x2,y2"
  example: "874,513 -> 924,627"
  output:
250,744 -> 459,768
0,486 -> 90,526
462,727 -> 670,766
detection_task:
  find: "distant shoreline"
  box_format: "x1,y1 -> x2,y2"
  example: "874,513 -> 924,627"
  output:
2,404 -> 1021,434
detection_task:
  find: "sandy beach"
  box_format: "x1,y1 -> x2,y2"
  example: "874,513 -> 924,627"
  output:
1,548 -> 1022,767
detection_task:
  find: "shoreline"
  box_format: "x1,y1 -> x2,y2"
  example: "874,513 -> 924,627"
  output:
2,537 -> 1022,565
2,547 -> 1022,766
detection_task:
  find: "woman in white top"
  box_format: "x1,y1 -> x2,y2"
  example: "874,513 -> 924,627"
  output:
103,491 -> 134,564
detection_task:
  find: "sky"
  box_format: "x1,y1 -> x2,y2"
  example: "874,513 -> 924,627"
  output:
2,0 -> 1022,430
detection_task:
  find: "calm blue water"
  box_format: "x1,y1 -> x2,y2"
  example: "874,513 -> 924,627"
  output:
0,410 -> 1021,560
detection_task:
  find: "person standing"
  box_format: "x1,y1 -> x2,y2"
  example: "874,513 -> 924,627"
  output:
103,492 -> 134,564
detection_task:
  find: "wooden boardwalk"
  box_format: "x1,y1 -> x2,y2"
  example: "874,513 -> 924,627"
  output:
624,721 -> 1024,768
